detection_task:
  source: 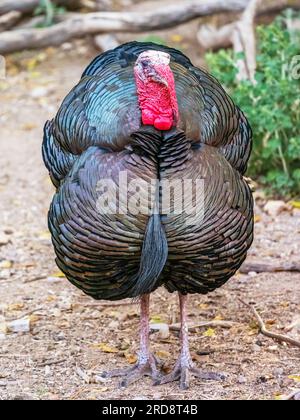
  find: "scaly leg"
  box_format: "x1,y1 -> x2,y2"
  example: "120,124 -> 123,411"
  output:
155,293 -> 225,390
101,294 -> 161,388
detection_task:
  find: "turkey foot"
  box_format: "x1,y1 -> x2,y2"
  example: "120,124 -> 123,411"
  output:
100,294 -> 162,387
155,357 -> 225,390
101,353 -> 161,388
156,293 -> 226,389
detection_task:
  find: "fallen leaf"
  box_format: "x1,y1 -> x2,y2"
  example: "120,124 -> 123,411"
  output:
22,123 -> 37,131
214,314 -> 224,321
50,271 -> 65,278
198,303 -> 209,310
7,303 -> 24,312
46,295 -> 57,302
92,343 -> 119,353
38,231 -> 51,240
203,328 -> 216,338
171,34 -> 183,43
0,322 -> 8,335
0,260 -> 12,269
254,215 -> 262,223
288,375 -> 300,383
290,201 -> 300,209
124,353 -> 137,364
29,314 -> 40,324
156,350 -> 171,359
150,315 -> 163,324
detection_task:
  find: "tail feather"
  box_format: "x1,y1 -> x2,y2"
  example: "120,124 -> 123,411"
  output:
132,213 -> 168,297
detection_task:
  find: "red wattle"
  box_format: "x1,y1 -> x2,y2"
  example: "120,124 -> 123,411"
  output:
134,63 -> 179,131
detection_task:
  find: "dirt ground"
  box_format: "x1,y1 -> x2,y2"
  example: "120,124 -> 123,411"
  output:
0,42 -> 299,401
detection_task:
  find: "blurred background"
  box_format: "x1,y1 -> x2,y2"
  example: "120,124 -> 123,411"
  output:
0,0 -> 299,401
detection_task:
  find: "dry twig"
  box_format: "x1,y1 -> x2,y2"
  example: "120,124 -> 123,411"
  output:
170,320 -> 237,333
0,11 -> 21,31
239,299 -> 300,349
282,389 -> 300,401
240,262 -> 300,274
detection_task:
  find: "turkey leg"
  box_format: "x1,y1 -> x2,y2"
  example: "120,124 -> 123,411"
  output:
101,294 -> 161,387
155,293 -> 225,390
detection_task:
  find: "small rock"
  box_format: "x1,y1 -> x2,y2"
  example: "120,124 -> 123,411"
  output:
61,42 -> 72,51
47,276 -> 62,283
257,375 -> 268,384
150,323 -> 170,339
264,200 -> 290,217
273,368 -> 284,377
268,345 -> 278,352
3,228 -> 13,235
237,375 -> 247,384
7,317 -> 30,333
252,344 -> 261,353
94,375 -> 107,384
248,271 -> 258,278
286,315 -> 300,333
132,395 -> 149,400
44,365 -> 51,376
31,87 -> 52,99
0,234 -> 10,246
76,366 -> 90,384
108,320 -> 119,329
294,392 -> 300,401
293,208 -> 300,217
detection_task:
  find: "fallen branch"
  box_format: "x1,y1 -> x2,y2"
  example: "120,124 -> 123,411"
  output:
197,0 -> 300,52
0,0 -> 250,54
232,0 -> 260,83
94,33 -> 119,51
240,262 -> 300,274
282,389 -> 300,401
0,10 -> 21,31
23,275 -> 47,283
170,320 -> 237,333
5,306 -> 44,322
37,358 -> 67,367
239,299 -> 300,349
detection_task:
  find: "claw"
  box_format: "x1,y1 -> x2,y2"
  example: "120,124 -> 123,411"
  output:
100,354 -> 161,388
155,358 -> 226,390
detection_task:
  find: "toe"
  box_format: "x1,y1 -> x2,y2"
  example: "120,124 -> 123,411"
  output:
180,367 -> 190,390
155,368 -> 181,386
119,370 -> 144,388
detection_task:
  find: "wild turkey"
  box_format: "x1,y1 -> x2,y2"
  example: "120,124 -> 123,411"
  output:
42,42 -> 254,390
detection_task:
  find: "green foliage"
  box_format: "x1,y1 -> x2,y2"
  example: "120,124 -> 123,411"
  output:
138,35 -> 167,46
206,13 -> 300,198
34,0 -> 66,27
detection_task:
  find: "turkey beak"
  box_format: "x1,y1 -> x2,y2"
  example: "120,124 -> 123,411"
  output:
150,69 -> 169,87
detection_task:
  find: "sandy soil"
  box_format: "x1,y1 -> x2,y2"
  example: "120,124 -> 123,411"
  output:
0,44 -> 299,401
